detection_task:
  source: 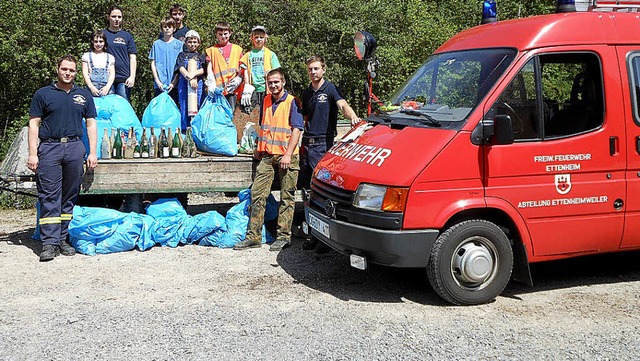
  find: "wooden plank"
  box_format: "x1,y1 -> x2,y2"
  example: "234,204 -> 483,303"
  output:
81,154 -> 257,194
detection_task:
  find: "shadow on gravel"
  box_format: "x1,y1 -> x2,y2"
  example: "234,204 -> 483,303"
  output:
278,228 -> 640,305
503,250 -> 640,299
5,228 -> 40,256
275,238 -> 449,306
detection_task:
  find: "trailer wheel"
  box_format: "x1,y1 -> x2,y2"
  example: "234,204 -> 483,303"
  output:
427,219 -> 513,305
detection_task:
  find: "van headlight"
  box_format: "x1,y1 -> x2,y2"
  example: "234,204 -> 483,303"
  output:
353,184 -> 409,212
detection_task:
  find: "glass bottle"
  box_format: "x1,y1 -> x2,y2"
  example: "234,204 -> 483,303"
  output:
160,127 -> 170,158
171,127 -> 181,158
124,126 -> 136,159
101,128 -> 111,160
113,128 -> 123,159
149,126 -> 157,159
140,128 -> 149,158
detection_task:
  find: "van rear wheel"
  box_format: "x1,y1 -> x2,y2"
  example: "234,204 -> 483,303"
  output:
427,219 -> 513,305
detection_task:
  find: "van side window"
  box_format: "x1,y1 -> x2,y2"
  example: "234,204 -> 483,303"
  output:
627,54 -> 640,124
540,53 -> 604,138
488,53 -> 603,141
492,60 -> 539,140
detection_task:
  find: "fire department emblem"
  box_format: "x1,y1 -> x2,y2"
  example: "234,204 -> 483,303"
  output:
555,174 -> 572,195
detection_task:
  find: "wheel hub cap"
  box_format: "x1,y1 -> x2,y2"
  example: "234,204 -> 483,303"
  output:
453,240 -> 495,285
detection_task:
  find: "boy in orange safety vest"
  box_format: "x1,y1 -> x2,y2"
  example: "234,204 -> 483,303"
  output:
234,69 -> 303,252
205,22 -> 243,110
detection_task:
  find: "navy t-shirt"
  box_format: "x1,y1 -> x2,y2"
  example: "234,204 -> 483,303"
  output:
103,28 -> 137,82
301,80 -> 344,138
29,84 -> 97,139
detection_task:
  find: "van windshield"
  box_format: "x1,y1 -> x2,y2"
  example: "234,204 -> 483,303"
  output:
384,48 -> 516,125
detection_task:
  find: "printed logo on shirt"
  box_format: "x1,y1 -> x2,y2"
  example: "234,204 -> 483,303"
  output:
72,95 -> 87,105
317,93 -> 328,103
113,37 -> 126,45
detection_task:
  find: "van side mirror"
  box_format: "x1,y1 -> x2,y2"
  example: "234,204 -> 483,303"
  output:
493,115 -> 514,145
471,115 -> 514,145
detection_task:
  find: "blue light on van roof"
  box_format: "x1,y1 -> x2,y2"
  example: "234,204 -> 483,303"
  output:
481,1 -> 497,24
556,0 -> 577,13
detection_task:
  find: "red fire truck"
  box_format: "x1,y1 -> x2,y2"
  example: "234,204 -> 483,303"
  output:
304,0 -> 640,305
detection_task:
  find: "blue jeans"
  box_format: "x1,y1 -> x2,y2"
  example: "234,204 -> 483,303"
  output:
114,82 -> 131,101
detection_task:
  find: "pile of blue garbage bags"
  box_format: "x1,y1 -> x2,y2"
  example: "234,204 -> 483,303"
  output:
66,189 -> 277,256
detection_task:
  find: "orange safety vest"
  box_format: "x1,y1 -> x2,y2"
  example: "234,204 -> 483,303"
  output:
258,93 -> 299,155
240,47 -> 273,87
205,44 -> 243,92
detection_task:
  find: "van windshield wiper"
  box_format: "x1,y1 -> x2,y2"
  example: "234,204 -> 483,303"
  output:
399,109 -> 441,127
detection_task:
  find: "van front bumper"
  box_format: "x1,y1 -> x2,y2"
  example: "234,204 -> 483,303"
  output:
304,206 -> 439,268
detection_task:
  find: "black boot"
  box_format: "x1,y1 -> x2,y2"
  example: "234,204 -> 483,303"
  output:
39,244 -> 59,262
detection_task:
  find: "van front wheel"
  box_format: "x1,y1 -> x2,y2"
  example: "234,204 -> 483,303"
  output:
427,220 -> 513,305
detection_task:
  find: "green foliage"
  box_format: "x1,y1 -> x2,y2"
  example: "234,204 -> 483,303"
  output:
0,0 -> 557,162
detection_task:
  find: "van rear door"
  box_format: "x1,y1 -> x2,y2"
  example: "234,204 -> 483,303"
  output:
483,47 -> 626,257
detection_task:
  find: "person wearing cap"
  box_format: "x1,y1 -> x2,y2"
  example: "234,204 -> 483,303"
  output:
28,55 -> 98,262
205,22 -> 244,111
175,29 -> 207,131
239,25 -> 281,117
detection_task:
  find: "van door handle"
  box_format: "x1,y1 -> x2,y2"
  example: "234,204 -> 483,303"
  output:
636,136 -> 640,155
610,136 -> 618,156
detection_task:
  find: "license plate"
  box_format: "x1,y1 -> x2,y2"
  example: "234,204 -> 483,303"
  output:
309,213 -> 330,239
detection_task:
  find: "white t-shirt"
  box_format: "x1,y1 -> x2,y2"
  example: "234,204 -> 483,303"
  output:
82,51 -> 115,70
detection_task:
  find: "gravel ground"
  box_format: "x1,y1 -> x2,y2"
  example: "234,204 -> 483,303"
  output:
1,206 -> 640,360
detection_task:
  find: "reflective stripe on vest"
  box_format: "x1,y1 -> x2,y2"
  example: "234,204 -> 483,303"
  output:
241,47 -> 273,87
206,44 -> 242,87
257,94 -> 299,155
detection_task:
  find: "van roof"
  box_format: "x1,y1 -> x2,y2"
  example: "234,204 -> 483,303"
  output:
437,11 -> 640,53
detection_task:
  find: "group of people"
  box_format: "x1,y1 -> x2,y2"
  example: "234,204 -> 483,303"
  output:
27,3 -> 362,261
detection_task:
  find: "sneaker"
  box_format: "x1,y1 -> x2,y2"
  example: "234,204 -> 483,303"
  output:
302,238 -> 318,250
233,239 -> 262,250
39,244 -> 59,262
59,239 -> 76,256
269,239 -> 290,252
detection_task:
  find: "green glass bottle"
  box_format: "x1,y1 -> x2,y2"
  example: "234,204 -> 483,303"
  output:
171,127 -> 181,158
113,128 -> 123,159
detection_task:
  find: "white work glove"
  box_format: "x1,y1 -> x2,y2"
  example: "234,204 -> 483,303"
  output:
241,84 -> 255,107
225,76 -> 242,93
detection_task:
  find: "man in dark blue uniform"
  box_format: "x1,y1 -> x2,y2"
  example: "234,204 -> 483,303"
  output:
28,55 -> 98,262
299,55 -> 360,252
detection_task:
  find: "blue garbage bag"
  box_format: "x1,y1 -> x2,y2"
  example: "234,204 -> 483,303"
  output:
90,118 -> 113,159
191,88 -> 238,156
145,198 -> 187,219
94,96 -> 115,120
145,198 -> 188,247
142,92 -> 181,132
68,206 -> 137,255
138,213 -> 156,251
182,210 -> 226,244
103,94 -> 142,140
95,213 -> 142,254
216,189 -> 277,248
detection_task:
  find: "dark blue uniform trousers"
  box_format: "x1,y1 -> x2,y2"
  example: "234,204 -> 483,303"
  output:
36,140 -> 85,246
